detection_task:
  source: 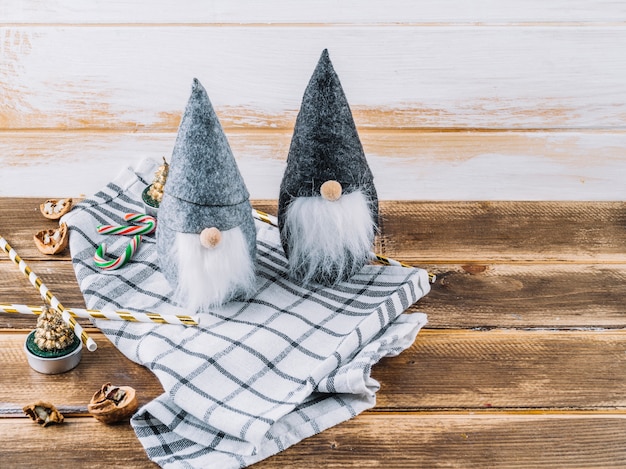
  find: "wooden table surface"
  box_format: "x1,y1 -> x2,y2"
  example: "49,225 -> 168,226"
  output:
1,198 -> 625,468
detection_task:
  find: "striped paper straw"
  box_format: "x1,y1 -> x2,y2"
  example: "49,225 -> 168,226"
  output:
251,209 -> 437,283
0,303 -> 199,326
0,236 -> 97,352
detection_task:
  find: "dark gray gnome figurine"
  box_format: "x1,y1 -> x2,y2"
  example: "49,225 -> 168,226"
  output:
278,49 -> 379,286
157,78 -> 257,310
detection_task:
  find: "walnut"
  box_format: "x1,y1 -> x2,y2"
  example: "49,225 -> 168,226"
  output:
34,223 -> 69,255
88,383 -> 138,424
23,401 -> 64,426
39,198 -> 73,220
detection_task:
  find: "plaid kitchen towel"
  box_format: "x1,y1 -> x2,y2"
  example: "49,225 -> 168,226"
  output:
62,158 -> 429,468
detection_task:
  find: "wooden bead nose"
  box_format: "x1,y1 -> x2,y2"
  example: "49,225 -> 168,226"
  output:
200,227 -> 221,248
320,180 -> 342,201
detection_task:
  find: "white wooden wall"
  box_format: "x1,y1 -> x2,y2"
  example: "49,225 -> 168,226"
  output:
1,1 -> 625,200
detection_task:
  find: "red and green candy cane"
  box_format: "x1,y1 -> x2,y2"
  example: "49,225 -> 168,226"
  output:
94,213 -> 156,270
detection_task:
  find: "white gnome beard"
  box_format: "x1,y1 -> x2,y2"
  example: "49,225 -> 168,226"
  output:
284,189 -> 375,285
171,227 -> 256,311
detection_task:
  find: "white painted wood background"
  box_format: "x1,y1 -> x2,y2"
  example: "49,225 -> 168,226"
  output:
1,1 -> 625,200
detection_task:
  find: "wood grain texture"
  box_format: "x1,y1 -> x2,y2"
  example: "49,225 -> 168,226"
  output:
417,264 -> 626,328
0,418 -> 158,468
2,131 -> 626,200
1,330 -> 625,411
3,0 -> 626,24
3,199 -> 626,330
0,261 -> 88,329
6,200 -> 624,262
2,196 -> 625,467
1,26 -> 625,131
2,414 -> 625,468
0,332 -> 163,409
374,330 -> 626,410
3,263 -> 626,330
377,201 -> 626,263
257,414 -> 626,469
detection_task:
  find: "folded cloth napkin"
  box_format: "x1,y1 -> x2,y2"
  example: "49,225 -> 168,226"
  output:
62,158 -> 429,469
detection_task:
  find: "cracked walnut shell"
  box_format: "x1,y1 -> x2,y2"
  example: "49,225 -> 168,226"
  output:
34,223 -> 69,255
88,383 -> 138,424
40,198 -> 73,220
23,401 -> 64,427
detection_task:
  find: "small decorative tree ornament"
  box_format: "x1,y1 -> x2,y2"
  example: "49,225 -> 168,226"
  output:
34,304 -> 76,351
148,157 -> 169,203
142,157 -> 169,215
24,304 -> 82,374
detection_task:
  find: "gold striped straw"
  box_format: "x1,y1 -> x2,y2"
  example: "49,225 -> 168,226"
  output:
0,236 -> 97,352
252,209 -> 437,283
0,303 -> 199,326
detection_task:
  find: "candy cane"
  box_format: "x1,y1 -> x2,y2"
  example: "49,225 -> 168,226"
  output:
97,213 -> 156,236
94,235 -> 142,270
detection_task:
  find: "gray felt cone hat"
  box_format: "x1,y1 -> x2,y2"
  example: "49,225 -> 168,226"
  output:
157,78 -> 256,285
278,49 -> 379,248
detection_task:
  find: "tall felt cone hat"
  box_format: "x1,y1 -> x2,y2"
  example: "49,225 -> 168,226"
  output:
157,78 -> 256,295
277,49 -> 379,285
278,49 -> 378,211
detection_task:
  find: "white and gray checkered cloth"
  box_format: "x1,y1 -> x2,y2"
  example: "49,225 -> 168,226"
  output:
62,159 -> 429,468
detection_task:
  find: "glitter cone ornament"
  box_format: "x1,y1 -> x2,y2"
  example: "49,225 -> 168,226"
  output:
24,304 -> 82,374
278,49 -> 379,286
34,304 -> 76,351
148,157 -> 169,203
157,79 -> 257,310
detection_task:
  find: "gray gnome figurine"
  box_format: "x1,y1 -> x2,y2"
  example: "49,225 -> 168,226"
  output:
278,49 -> 379,286
157,78 -> 257,310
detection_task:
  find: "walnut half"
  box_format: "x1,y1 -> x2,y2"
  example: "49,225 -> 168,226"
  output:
34,223 -> 69,255
23,401 -> 64,427
88,383 -> 138,424
40,198 -> 73,220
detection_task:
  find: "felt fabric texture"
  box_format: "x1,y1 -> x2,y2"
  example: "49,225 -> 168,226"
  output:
278,50 -> 377,205
157,78 -> 256,290
278,49 -> 379,285
165,78 -> 250,211
62,159 -> 429,469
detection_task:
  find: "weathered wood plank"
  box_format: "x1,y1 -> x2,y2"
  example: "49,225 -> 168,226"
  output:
3,0 -> 626,24
2,130 -> 626,200
2,262 -> 626,329
378,201 -> 626,263
374,330 -> 626,410
2,200 -> 625,262
419,264 -> 626,329
2,413 -> 625,468
2,330 -> 625,411
0,258 -> 88,330
1,27 -> 625,130
259,414 -> 626,469
0,417 -> 158,468
0,332 -> 163,409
